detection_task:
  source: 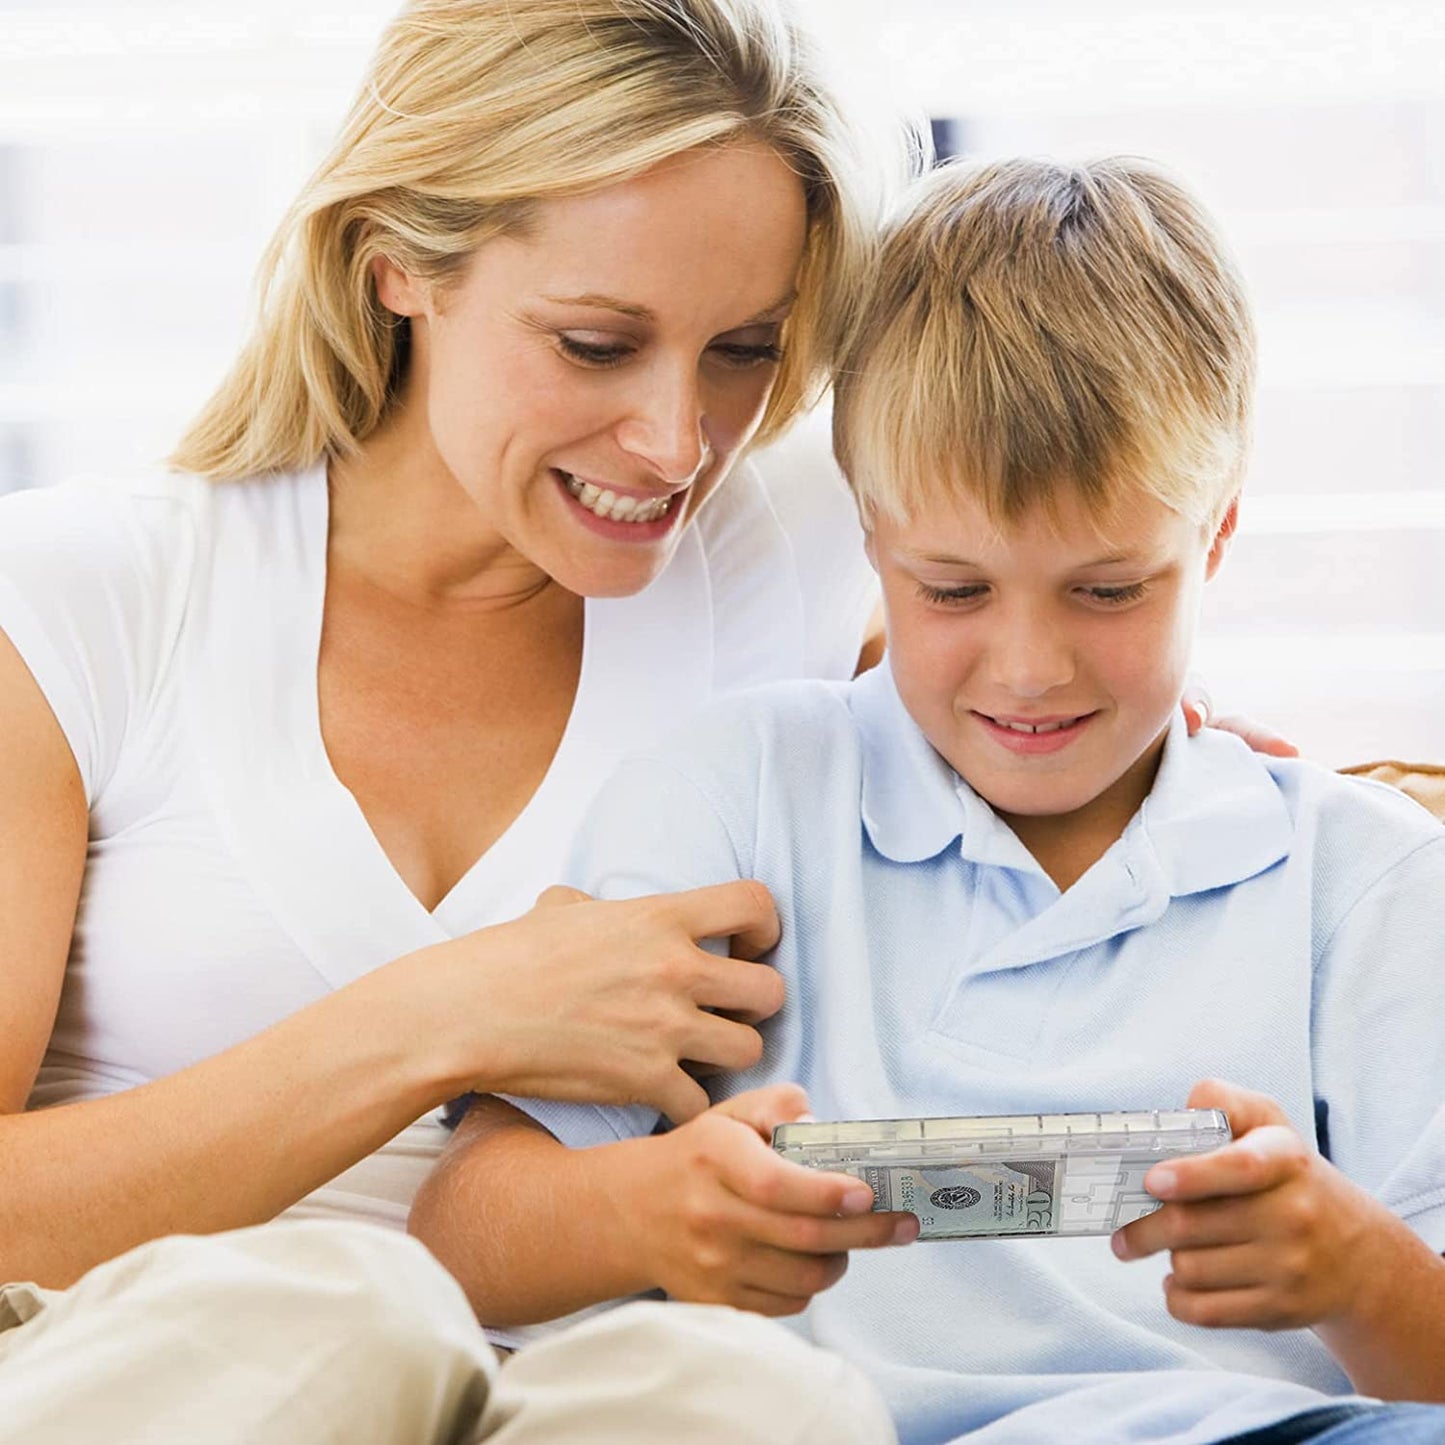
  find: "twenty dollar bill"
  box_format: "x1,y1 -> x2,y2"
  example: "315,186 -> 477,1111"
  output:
859,1159 -> 1062,1238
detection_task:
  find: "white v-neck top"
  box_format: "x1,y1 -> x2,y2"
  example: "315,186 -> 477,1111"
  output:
0,451 -> 875,1227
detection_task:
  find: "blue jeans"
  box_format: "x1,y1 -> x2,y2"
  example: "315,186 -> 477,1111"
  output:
1221,1403 -> 1445,1444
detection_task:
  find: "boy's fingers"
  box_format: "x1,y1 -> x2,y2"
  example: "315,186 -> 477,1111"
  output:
710,1083 -> 812,1141
1145,1125 -> 1308,1203
730,1284 -> 817,1319
711,1130 -> 877,1219
1185,1078 -> 1292,1137
1112,1195 -> 1258,1260
740,1199 -> 918,1256
1162,1280 -> 1285,1331
1159,1240 -> 1268,1294
669,879 -> 781,959
731,1243 -> 851,1301
532,884 -> 592,908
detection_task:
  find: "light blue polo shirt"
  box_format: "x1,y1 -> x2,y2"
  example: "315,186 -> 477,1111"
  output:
514,660 -> 1445,1445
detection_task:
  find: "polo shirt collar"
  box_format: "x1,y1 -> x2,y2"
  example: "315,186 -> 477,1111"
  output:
850,661 -> 1293,898
1137,711 -> 1293,898
851,661 -> 1038,871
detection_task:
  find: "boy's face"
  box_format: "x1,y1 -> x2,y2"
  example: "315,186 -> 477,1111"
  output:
868,485 -> 1235,835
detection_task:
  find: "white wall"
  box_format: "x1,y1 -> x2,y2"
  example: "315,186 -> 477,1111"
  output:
1,1 -> 1441,764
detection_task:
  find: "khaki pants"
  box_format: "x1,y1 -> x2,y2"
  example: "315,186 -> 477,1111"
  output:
0,1221 -> 895,1445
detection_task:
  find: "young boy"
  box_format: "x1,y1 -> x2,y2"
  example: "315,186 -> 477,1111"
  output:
411,159 -> 1445,1444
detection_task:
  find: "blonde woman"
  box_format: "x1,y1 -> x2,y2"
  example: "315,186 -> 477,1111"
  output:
0,2 -> 906,1440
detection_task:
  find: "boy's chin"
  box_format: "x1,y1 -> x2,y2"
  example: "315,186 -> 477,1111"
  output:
977,780 -> 1105,822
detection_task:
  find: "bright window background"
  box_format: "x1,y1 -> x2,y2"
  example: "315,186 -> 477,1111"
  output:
1,1 -> 1442,766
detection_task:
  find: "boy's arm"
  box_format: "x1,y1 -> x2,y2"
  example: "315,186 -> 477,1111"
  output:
409,1090 -> 915,1326
1113,1080 -> 1445,1402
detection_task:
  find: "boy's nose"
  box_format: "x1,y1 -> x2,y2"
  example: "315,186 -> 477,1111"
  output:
987,622 -> 1075,699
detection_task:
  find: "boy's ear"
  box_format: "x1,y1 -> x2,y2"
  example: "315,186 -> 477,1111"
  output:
1204,496 -> 1240,581
373,255 -> 431,318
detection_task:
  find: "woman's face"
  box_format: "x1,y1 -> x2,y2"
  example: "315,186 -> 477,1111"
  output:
381,142 -> 810,598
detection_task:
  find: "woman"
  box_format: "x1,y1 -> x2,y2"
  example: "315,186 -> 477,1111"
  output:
0,1 -> 905,1439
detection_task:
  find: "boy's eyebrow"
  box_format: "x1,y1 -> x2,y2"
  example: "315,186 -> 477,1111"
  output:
902,547 -> 1148,568
538,290 -> 796,326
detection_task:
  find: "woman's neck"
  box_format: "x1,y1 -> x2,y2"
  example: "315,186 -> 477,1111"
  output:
327,408 -> 554,611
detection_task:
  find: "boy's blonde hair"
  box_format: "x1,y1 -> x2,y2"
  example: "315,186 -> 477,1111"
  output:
173,0 -> 896,480
833,157 -> 1255,531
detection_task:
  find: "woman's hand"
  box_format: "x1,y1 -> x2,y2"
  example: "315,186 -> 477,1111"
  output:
394,881 -> 784,1125
1181,678 -> 1298,758
616,1084 -> 918,1317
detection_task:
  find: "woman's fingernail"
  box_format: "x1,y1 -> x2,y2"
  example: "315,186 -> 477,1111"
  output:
893,1216 -> 921,1244
1111,1231 -> 1131,1260
841,1186 -> 876,1216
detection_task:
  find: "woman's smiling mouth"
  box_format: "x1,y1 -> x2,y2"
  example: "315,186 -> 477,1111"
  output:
554,468 -> 687,538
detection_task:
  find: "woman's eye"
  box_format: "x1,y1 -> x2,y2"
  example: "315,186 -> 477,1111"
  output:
916,582 -> 988,606
1082,582 -> 1148,605
557,336 -> 633,368
710,342 -> 785,369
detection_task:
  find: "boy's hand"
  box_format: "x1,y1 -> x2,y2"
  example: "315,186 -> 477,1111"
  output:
620,1083 -> 919,1318
1111,1079 -> 1395,1331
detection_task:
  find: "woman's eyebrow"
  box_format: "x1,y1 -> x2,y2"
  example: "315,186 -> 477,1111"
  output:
538,288 -> 797,326
540,292 -> 655,320
739,290 -> 798,324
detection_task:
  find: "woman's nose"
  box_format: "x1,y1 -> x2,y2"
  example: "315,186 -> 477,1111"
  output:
615,369 -> 709,484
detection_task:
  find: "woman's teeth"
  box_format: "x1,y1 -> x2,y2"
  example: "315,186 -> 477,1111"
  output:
563,472 -> 675,524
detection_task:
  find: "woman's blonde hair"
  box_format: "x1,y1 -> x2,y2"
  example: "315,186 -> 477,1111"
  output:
833,156 -> 1256,531
173,0 -> 895,480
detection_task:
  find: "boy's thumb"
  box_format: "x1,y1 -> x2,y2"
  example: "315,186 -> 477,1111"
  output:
712,1083 -> 812,1142
1187,1077 -> 1290,1136
533,884 -> 591,909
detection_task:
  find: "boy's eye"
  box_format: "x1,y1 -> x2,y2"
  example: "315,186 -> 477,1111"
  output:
557,335 -> 634,368
1081,582 -> 1148,605
916,582 -> 988,606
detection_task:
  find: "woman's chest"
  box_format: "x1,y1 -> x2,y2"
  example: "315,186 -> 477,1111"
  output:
316,583 -> 584,912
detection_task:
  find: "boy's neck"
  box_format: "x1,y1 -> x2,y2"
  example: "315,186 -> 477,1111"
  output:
995,736 -> 1167,893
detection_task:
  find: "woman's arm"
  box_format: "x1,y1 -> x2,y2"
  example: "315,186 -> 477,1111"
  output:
0,635 -> 785,1288
410,1091 -> 915,1326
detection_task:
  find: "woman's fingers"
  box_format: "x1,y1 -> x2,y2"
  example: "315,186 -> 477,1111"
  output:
665,879 -> 781,961
1180,676 -> 1300,756
691,954 -> 784,1024
1180,678 -> 1213,735
650,1068 -> 712,1126
1209,713 -> 1300,759
682,1013 -> 768,1073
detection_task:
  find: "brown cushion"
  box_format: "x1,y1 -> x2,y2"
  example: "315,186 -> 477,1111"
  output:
1338,761 -> 1445,822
